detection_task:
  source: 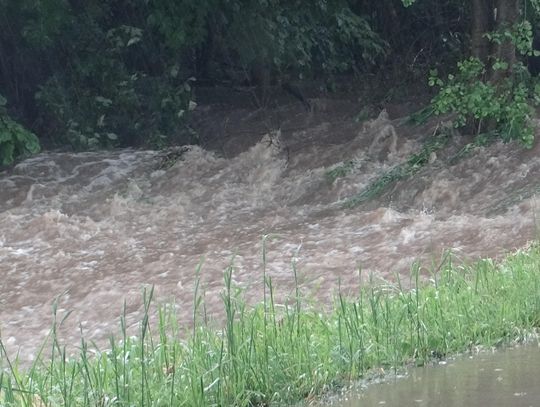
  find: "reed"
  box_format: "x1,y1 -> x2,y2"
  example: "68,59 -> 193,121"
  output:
1,244 -> 539,406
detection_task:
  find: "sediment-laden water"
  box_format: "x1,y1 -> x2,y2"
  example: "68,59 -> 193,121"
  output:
1,101 -> 539,360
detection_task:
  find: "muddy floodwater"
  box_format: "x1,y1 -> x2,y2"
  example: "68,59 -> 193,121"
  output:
1,97 -> 539,360
323,345 -> 540,407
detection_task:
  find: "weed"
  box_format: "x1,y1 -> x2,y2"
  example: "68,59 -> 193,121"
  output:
345,128 -> 451,207
1,244 -> 540,406
325,160 -> 358,183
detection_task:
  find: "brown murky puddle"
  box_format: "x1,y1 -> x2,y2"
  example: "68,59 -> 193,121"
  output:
322,345 -> 540,407
1,100 -> 539,362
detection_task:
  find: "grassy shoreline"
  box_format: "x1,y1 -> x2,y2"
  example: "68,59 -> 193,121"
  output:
1,244 -> 540,406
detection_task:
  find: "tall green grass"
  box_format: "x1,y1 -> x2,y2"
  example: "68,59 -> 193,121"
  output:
1,244 -> 540,406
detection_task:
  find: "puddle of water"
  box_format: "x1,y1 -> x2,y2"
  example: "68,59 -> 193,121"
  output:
324,345 -> 540,407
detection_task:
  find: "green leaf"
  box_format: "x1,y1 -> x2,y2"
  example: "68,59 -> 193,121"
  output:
0,141 -> 15,165
95,96 -> 113,107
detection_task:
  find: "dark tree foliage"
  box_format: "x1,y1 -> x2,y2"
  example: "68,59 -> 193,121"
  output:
0,0 -> 538,164
352,0 -> 468,78
0,0 -> 389,159
424,0 -> 540,144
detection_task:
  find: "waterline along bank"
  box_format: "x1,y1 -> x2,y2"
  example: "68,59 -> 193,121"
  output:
1,244 -> 540,406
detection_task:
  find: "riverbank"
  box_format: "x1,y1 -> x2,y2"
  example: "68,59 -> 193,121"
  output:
1,243 -> 539,406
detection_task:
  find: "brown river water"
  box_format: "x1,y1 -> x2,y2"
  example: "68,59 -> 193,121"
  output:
1,98 -> 539,362
320,344 -> 540,407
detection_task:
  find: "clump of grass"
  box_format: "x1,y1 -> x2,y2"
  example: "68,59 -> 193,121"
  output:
345,129 -> 451,207
1,244 -> 540,406
448,131 -> 496,164
407,106 -> 435,125
325,120 -> 452,202
325,160 -> 358,183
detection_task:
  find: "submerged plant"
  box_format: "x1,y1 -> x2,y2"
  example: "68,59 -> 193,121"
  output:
345,128 -> 451,207
325,160 -> 358,182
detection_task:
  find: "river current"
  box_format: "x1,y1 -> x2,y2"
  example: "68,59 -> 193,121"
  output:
1,100 -> 538,361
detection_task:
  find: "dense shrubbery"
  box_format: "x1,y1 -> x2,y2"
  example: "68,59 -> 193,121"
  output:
0,95 -> 39,166
429,58 -> 538,146
0,0 -> 388,160
0,0 -> 539,164
428,20 -> 540,146
14,1 -> 197,150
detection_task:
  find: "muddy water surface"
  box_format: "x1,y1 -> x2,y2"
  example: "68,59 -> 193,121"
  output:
323,345 -> 540,407
1,102 -> 539,360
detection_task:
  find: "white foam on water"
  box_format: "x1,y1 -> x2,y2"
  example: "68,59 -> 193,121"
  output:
0,111 -> 539,360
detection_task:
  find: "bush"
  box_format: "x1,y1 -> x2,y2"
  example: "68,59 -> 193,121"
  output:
0,95 -> 40,166
428,21 -> 540,146
33,14 -> 196,150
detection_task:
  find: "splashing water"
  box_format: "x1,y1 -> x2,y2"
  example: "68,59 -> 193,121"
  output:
0,104 -> 538,360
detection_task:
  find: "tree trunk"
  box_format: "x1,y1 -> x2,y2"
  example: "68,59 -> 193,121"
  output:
490,0 -> 520,83
470,0 -> 520,82
470,0 -> 493,62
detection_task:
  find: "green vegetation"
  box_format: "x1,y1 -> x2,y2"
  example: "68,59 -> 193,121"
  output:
0,0 -> 387,159
346,129 -> 451,206
1,244 -> 539,406
429,53 -> 539,146
0,95 -> 40,166
411,0 -> 540,145
2,0 -> 540,164
325,160 -> 357,183
325,128 -> 451,207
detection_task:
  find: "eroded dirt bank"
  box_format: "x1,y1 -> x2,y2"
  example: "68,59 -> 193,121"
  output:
1,94 -> 538,360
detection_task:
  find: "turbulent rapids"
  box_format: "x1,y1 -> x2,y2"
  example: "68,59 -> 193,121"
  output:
1,99 -> 539,360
